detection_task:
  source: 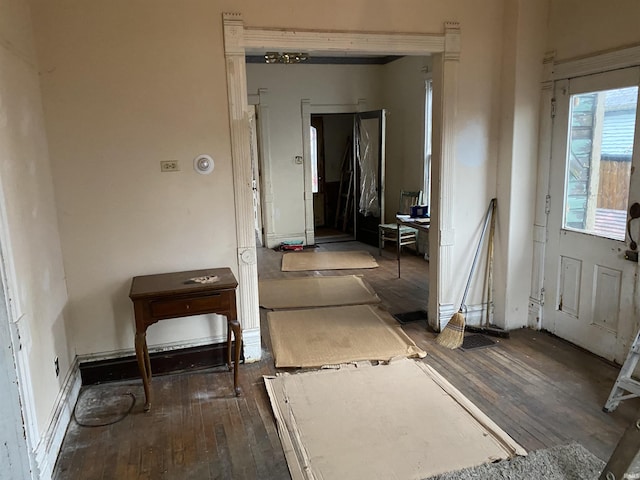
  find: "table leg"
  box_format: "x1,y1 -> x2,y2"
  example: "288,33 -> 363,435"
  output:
135,331 -> 152,411
226,321 -> 233,371
229,319 -> 243,396
397,223 -> 401,278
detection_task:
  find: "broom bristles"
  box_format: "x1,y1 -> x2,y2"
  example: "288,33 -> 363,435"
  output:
435,311 -> 465,349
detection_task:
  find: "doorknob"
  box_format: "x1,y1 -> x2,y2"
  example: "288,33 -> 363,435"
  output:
628,203 -> 640,251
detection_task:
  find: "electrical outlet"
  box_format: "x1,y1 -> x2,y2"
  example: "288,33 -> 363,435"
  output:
160,160 -> 180,172
54,357 -> 60,377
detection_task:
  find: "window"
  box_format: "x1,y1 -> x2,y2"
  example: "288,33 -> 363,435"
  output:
563,86 -> 638,240
423,79 -> 433,209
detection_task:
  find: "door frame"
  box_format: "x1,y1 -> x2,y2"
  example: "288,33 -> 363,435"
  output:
301,100 -> 367,245
0,182 -> 36,477
223,14 -> 461,341
531,45 -> 640,334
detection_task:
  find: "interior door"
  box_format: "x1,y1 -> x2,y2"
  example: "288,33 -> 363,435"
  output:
544,68 -> 640,363
354,110 -> 386,246
248,106 -> 263,246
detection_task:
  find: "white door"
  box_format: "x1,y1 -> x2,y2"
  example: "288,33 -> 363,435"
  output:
544,68 -> 640,363
248,106 -> 263,247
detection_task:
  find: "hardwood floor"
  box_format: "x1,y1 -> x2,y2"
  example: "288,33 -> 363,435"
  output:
52,241 -> 639,479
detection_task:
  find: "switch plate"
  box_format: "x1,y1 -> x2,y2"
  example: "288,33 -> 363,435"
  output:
160,160 -> 180,172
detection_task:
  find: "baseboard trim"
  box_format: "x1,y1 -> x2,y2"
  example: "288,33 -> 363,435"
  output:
79,340 -> 243,386
35,357 -> 82,480
438,303 -> 490,331
242,328 -> 261,362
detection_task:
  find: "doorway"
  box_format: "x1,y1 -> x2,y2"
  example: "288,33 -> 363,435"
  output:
543,67 -> 640,362
223,16 -> 461,338
309,111 -> 387,247
311,113 -> 354,243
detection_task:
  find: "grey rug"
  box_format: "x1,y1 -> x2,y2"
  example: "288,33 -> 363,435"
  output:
425,443 -> 604,480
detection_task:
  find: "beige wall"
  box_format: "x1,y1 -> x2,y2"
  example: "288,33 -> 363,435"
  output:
549,0 -> 640,61
0,0 -> 72,438
27,0 -> 508,355
31,0 -> 240,356
494,0 -> 550,329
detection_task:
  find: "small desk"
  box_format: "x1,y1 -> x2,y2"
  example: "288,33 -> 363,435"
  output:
396,216 -> 430,278
129,267 -> 242,411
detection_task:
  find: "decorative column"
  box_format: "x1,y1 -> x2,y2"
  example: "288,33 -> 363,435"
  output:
301,99 -> 315,246
432,22 -> 460,331
223,12 -> 261,361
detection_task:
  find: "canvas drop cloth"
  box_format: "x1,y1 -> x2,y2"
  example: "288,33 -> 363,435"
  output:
267,304 -> 426,368
258,275 -> 381,310
281,250 -> 379,272
265,358 -> 526,480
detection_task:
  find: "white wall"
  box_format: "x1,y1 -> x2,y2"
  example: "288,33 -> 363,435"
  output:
246,63 -> 384,242
381,56 -> 431,222
0,0 -> 72,445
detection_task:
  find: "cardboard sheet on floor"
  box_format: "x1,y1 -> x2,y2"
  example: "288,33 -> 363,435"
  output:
265,358 -> 526,480
281,250 -> 378,272
259,275 -> 381,309
268,304 -> 426,368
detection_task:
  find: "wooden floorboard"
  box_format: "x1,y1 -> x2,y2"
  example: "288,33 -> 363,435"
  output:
52,240 -> 640,479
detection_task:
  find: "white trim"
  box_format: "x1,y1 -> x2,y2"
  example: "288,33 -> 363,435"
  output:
77,334 -> 231,365
0,178 -> 38,476
529,51 -> 555,330
242,328 -> 261,363
255,89 -> 275,251
224,13 -> 460,330
34,357 -> 82,480
301,100 -> 315,246
438,303 -> 490,330
552,43 -> 640,80
243,28 -> 445,56
430,22 -> 461,331
223,14 -> 261,355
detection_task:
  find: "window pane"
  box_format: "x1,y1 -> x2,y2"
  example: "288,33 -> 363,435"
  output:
564,86 -> 638,240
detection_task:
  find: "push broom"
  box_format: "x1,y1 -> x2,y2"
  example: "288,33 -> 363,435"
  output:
436,199 -> 495,349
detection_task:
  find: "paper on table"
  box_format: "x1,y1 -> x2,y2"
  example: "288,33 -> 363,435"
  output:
186,275 -> 219,284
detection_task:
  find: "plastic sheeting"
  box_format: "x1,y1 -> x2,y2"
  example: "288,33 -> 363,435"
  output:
356,117 -> 380,217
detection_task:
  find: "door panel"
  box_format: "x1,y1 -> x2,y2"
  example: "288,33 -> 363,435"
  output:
354,110 -> 386,246
544,68 -> 640,362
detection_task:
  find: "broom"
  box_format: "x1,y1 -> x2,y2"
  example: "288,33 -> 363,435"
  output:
436,199 -> 495,349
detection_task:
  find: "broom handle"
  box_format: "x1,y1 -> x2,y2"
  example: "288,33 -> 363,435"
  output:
460,199 -> 495,311
486,199 -> 497,326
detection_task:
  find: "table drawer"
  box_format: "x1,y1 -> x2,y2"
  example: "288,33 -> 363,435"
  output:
150,293 -> 229,318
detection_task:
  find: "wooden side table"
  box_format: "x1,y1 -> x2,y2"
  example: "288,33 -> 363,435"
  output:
129,267 -> 242,411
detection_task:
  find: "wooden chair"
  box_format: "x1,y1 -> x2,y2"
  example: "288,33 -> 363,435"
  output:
378,190 -> 422,256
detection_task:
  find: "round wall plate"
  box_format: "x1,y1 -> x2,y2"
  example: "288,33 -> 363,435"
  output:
193,154 -> 214,174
